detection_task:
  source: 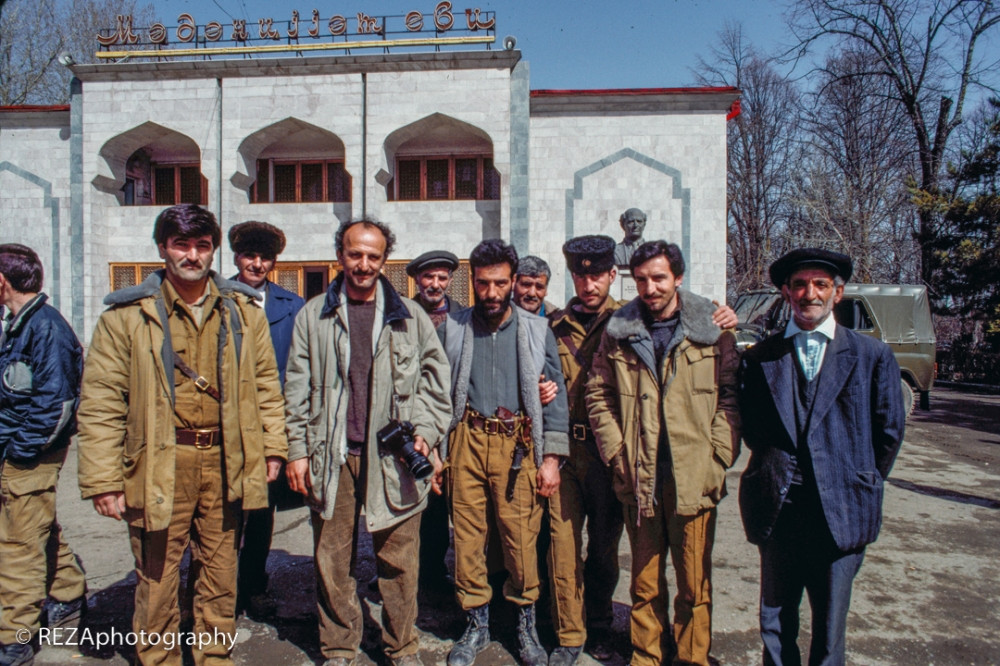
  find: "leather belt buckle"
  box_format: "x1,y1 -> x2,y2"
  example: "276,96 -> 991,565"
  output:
193,376 -> 211,393
484,419 -> 500,436
572,423 -> 589,441
177,428 -> 219,449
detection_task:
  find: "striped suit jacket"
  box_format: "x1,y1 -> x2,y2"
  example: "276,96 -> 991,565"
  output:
737,324 -> 906,551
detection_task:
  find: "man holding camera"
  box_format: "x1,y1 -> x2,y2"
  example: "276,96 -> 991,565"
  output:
284,219 -> 452,666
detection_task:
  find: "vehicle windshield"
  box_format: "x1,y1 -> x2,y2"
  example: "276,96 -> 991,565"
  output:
734,291 -> 782,329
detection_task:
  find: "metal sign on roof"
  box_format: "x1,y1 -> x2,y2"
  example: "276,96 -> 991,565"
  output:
96,1 -> 495,60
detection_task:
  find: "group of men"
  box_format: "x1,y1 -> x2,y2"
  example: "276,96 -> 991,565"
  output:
0,202 -> 905,666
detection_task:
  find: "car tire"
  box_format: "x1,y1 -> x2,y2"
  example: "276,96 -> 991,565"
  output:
900,379 -> 915,418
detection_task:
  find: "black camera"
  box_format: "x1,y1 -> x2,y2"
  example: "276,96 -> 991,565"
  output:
376,420 -> 433,480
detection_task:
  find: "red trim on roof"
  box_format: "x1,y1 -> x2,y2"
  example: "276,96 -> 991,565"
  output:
530,86 -> 739,97
0,105 -> 71,112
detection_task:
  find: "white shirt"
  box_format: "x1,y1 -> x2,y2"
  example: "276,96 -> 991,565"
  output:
785,313 -> 837,380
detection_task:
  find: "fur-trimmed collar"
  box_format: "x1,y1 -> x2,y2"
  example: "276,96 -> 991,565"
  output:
605,289 -> 722,346
319,272 -> 411,324
103,269 -> 259,306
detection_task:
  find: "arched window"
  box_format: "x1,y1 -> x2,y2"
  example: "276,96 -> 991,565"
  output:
385,113 -> 499,201
98,122 -> 206,206
238,118 -> 350,204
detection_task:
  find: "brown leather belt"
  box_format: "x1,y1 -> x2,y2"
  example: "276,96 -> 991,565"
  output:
570,422 -> 592,441
175,428 -> 221,449
463,408 -> 525,437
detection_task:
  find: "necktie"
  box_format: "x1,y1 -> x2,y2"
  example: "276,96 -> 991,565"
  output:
800,331 -> 821,381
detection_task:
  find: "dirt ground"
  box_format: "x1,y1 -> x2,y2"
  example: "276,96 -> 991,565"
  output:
32,385 -> 1000,665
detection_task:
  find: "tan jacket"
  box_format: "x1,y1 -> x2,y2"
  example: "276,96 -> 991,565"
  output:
77,271 -> 287,531
585,291 -> 740,519
548,297 -> 623,425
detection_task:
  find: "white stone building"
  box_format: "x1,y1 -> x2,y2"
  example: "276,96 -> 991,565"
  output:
0,49 -> 738,342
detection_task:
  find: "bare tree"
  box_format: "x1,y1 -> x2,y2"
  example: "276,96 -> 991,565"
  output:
793,48 -> 920,282
787,0 -> 1000,285
0,0 -> 155,105
696,23 -> 803,293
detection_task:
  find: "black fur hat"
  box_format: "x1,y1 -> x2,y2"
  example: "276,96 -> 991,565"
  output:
562,235 -> 616,275
228,221 -> 286,259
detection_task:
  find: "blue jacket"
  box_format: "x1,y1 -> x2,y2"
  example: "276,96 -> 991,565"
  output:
737,324 -> 905,552
0,294 -> 83,462
230,277 -> 305,385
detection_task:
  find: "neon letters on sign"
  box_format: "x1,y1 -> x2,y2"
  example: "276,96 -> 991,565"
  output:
95,2 -> 497,58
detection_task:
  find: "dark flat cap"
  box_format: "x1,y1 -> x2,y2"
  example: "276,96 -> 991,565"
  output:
769,248 -> 853,287
228,221 -> 286,258
406,250 -> 459,277
563,235 -> 616,275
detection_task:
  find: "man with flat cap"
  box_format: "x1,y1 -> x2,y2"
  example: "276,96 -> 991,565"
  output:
229,220 -> 305,617
738,248 -> 905,666
407,250 -> 461,329
405,250 -> 460,588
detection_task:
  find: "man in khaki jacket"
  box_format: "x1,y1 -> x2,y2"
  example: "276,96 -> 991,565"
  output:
77,204 -> 287,666
586,241 -> 740,666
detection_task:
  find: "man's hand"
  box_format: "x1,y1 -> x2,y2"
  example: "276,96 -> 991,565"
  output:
286,458 -> 311,495
265,456 -> 283,482
536,454 -> 562,498
92,491 -> 126,520
712,301 -> 738,329
412,434 -> 431,458
429,449 -> 446,496
539,374 -> 559,406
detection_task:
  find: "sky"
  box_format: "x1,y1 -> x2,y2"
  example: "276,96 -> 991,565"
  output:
148,0 -> 792,89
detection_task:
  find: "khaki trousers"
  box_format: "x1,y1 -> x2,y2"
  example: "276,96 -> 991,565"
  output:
128,445 -> 240,666
0,445 -> 86,645
547,439 -> 624,647
449,421 -> 541,610
312,454 -> 421,661
625,480 -> 717,666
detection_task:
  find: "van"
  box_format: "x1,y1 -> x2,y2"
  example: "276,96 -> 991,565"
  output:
733,284 -> 936,415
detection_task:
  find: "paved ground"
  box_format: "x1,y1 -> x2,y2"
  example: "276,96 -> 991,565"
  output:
32,386 -> 1000,665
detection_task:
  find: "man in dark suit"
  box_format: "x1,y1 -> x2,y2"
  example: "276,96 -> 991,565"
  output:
738,248 -> 906,666
229,220 -> 305,617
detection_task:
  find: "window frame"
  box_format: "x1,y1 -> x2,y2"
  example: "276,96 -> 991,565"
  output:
394,154 -> 497,201
252,158 -> 351,204
150,162 -> 206,206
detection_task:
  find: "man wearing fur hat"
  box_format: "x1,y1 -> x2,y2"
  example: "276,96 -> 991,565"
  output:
585,241 -> 741,666
228,221 -> 305,618
550,237 -> 736,664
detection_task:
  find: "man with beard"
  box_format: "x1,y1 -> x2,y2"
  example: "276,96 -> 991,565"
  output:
437,239 -> 568,666
547,237 -> 738,665
738,249 -> 905,666
284,219 -> 452,666
227,221 -> 305,618
512,255 -> 557,317
78,204 -> 287,665
586,241 -> 741,666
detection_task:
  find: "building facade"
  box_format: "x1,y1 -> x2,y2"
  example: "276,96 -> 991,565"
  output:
0,48 -> 737,343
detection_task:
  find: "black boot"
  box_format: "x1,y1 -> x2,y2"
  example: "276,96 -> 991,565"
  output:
447,604 -> 490,666
516,604 -> 547,666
